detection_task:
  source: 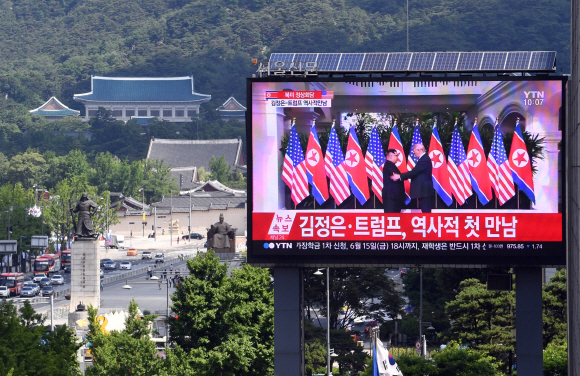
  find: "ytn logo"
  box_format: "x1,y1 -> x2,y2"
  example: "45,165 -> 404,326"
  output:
263,242 -> 293,249
524,91 -> 544,99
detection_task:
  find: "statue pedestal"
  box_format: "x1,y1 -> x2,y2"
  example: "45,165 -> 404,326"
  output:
70,239 -> 100,313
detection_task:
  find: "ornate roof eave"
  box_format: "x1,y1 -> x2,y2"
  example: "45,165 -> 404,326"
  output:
217,96 -> 247,111
30,96 -> 80,114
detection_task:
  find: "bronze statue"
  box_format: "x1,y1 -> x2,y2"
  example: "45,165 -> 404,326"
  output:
207,213 -> 236,252
71,193 -> 98,238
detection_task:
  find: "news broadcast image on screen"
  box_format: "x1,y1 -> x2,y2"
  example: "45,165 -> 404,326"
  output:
249,78 -> 565,266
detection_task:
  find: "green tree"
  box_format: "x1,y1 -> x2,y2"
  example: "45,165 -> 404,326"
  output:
208,155 -> 231,183
142,159 -> 177,203
443,278 -> 514,372
7,150 -> 48,189
391,354 -> 437,376
431,344 -> 499,376
543,341 -> 567,376
0,300 -> 81,375
169,250 -> 274,375
543,269 -> 567,347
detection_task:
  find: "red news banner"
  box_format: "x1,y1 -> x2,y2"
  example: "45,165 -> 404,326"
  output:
253,213 -> 562,242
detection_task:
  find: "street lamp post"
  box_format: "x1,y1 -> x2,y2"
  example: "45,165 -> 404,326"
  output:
139,188 -> 145,237
188,191 -> 191,243
315,268 -> 331,376
170,192 -> 173,246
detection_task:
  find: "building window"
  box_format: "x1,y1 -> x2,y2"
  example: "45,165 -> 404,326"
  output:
113,110 -> 123,117
187,110 -> 197,117
126,110 -> 135,117
163,110 -> 172,117
175,110 -> 184,117
88,110 -> 98,117
150,110 -> 160,117
138,109 -> 148,117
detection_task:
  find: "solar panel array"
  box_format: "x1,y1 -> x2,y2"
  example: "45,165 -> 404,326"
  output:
268,51 -> 556,72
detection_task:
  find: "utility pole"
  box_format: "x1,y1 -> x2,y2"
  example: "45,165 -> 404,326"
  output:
188,191 -> 191,243
170,193 -> 173,246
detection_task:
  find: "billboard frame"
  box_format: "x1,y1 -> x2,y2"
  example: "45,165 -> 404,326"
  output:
246,75 -> 567,268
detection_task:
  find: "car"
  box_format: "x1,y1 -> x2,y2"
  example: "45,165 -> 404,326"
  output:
120,261 -> 132,270
20,287 -> 35,297
64,264 -> 71,273
182,233 -> 204,240
141,251 -> 152,260
24,277 -> 32,283
50,275 -> 64,285
0,286 -> 9,298
42,286 -> 54,296
126,248 -> 138,256
25,281 -> 40,295
103,260 -> 117,270
100,258 -> 113,267
100,269 -> 104,278
154,253 -> 164,264
39,277 -> 51,287
33,274 -> 47,283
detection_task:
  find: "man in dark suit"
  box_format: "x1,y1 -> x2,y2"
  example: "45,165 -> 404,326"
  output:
383,149 -> 406,213
391,143 -> 434,213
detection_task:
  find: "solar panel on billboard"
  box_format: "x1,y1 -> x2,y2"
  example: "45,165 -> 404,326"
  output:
361,53 -> 389,71
293,53 -> 318,64
481,52 -> 508,70
456,52 -> 484,70
337,53 -> 365,71
432,53 -> 459,71
385,53 -> 412,70
317,54 -> 341,71
269,53 -> 295,69
529,52 -> 556,70
505,52 -> 531,70
409,52 -> 436,71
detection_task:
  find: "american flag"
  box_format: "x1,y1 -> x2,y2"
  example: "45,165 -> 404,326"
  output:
407,119 -> 422,171
488,120 -> 515,205
447,123 -> 472,205
282,123 -> 308,205
365,126 -> 386,202
324,124 -> 350,205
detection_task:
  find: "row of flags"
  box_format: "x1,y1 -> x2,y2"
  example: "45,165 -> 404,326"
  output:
282,117 -> 535,207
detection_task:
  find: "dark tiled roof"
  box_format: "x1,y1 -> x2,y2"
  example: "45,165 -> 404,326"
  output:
147,138 -> 242,170
217,96 -> 247,112
170,169 -> 202,190
30,97 -> 80,116
151,191 -> 247,211
74,76 -> 211,102
49,131 -> 92,140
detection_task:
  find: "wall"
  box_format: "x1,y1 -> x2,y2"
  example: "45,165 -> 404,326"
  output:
111,207 -> 248,237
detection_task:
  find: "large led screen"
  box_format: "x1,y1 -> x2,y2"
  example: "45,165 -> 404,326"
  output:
248,77 -> 566,266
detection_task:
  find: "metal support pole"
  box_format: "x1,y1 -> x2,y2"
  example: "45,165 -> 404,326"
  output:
188,192 -> 191,243
7,207 -> 11,240
50,294 -> 54,331
420,267 -> 424,357
154,207 -> 157,241
170,194 -> 173,246
166,279 -> 170,348
327,267 -> 330,376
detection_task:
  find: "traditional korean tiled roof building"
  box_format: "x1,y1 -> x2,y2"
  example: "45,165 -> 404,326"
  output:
29,97 -> 80,121
73,76 -> 211,122
147,137 -> 246,188
216,96 -> 246,122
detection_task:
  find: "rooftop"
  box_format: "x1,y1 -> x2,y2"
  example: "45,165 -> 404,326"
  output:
30,97 -> 80,116
74,76 -> 211,103
147,138 -> 244,170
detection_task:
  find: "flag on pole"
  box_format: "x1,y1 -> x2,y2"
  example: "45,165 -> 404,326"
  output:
305,122 -> 329,205
447,120 -> 472,205
509,118 -> 536,204
281,122 -> 309,205
388,120 -> 411,204
428,122 -> 453,206
344,126 -> 370,205
365,126 -> 386,202
488,118 -> 515,205
324,122 -> 351,205
375,338 -> 404,375
407,118 -> 422,171
466,119 -> 493,205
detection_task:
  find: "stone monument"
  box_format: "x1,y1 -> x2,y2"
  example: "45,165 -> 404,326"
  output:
169,219 -> 179,236
206,213 -> 237,253
68,193 -> 100,319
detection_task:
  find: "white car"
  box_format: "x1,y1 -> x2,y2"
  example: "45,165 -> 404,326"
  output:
50,275 -> 64,285
0,286 -> 9,298
33,274 -> 47,283
120,261 -> 132,270
142,251 -> 152,259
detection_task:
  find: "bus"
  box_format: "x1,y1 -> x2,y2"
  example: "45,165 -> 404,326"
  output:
61,249 -> 72,268
34,252 -> 61,275
0,273 -> 25,296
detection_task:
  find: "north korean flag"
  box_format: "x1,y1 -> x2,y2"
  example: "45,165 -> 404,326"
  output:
428,124 -> 453,206
388,122 -> 411,204
305,123 -> 329,205
466,122 -> 493,205
509,118 -> 535,204
344,126 -> 370,205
